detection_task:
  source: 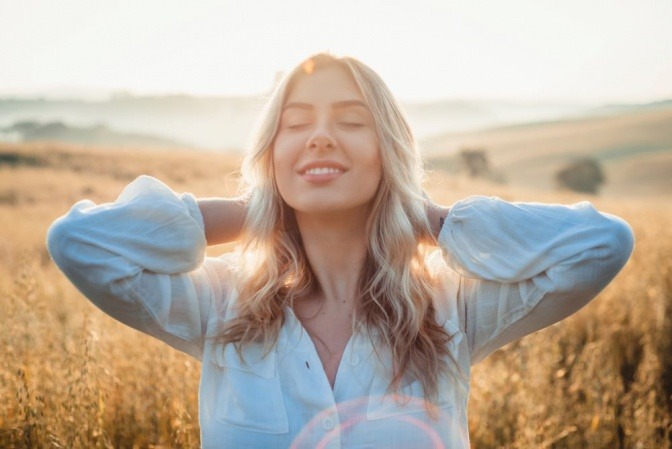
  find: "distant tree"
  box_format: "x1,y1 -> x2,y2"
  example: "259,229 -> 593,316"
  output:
555,158 -> 605,194
457,147 -> 506,183
459,148 -> 490,178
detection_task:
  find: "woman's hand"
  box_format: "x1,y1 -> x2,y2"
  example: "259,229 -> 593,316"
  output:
197,196 -> 247,246
423,193 -> 450,245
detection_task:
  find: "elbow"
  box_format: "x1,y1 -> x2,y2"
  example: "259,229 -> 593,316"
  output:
46,211 -> 99,279
589,214 -> 634,287
558,212 -> 635,299
46,213 -> 139,301
605,215 -> 635,273
46,215 -> 76,271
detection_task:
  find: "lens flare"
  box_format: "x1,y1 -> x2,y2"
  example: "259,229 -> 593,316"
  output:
290,396 -> 447,449
302,58 -> 316,75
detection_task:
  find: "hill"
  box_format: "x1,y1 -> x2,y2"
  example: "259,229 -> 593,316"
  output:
422,106 -> 672,197
0,94 -> 265,150
1,121 -> 189,150
0,94 -> 619,150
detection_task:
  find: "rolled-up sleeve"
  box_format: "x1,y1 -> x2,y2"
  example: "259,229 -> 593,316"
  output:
438,196 -> 634,364
47,175 -> 229,360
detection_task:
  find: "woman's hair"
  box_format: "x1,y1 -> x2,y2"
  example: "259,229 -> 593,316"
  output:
216,52 -> 456,405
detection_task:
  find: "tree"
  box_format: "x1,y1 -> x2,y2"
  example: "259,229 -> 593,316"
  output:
555,158 -> 605,194
459,148 -> 490,178
456,148 -> 506,183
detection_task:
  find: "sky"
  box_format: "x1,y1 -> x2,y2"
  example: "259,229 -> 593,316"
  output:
1,0 -> 671,104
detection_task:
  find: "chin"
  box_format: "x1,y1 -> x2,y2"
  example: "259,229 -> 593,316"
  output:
290,201 -> 341,214
280,187 -> 378,217
291,197 -> 373,217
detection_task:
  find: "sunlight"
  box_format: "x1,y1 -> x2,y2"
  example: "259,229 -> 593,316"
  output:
0,0 -> 670,102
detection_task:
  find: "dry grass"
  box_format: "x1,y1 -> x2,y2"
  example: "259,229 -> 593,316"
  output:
1,142 -> 670,448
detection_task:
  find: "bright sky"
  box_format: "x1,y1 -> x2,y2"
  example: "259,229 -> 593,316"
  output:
1,0 -> 670,103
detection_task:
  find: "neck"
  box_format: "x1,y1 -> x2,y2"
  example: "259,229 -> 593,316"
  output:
294,207 -> 369,307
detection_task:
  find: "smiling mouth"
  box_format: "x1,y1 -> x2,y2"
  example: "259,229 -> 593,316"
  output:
303,167 -> 344,175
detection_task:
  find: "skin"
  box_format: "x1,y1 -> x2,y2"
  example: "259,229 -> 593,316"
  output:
196,65 -> 450,385
198,196 -> 247,245
273,66 -> 382,217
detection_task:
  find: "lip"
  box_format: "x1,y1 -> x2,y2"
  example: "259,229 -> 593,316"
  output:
297,160 -> 347,184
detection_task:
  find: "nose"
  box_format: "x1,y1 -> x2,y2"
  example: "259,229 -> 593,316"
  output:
307,124 -> 335,152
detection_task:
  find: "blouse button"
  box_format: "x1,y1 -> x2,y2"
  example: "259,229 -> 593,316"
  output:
321,416 -> 335,430
349,354 -> 361,366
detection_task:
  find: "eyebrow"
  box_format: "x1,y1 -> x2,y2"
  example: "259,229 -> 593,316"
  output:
282,100 -> 369,111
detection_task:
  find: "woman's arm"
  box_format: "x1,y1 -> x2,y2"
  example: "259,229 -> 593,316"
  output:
197,197 -> 247,245
435,195 -> 634,364
47,176 -> 234,359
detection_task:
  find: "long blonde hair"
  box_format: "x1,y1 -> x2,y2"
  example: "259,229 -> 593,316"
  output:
217,53 -> 455,404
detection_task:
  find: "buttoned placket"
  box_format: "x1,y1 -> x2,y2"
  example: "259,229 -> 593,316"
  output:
281,306 -> 346,449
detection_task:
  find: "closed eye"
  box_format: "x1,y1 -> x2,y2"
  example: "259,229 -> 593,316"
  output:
339,122 -> 364,128
287,123 -> 311,130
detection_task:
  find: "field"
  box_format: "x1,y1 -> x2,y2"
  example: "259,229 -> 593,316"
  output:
1,142 -> 671,448
424,106 -> 672,197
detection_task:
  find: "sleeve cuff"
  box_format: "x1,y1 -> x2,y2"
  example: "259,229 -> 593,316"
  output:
180,192 -> 205,234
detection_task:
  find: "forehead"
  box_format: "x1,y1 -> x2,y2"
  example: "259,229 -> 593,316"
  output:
284,65 -> 366,107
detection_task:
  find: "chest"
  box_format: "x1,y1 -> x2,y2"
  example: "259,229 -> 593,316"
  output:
200,317 -> 469,449
293,304 -> 355,388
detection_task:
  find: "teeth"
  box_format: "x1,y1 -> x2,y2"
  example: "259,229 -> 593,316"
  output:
305,167 -> 342,175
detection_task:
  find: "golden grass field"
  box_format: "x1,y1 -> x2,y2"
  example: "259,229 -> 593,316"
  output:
1,142 -> 671,448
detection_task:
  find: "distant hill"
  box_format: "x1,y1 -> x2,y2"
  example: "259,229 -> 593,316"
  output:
0,94 -> 615,150
1,94 -> 671,197
0,94 -> 266,150
0,121 -> 188,150
423,105 -> 672,197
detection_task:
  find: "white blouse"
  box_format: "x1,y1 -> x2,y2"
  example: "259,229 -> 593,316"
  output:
47,176 -> 634,449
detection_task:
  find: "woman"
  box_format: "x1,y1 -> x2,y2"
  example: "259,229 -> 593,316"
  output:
47,53 -> 634,448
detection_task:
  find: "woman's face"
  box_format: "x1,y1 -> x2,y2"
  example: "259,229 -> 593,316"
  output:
273,65 -> 382,217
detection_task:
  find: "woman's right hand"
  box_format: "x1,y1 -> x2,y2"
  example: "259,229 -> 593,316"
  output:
198,196 -> 248,245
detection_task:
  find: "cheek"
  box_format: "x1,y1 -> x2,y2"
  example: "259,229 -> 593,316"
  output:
355,150 -> 383,199
365,145 -> 383,182
274,129 -> 307,156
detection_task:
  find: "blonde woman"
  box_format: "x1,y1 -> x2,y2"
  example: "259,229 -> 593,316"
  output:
48,53 -> 634,448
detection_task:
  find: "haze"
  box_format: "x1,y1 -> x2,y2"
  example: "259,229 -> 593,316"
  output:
1,0 -> 671,103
